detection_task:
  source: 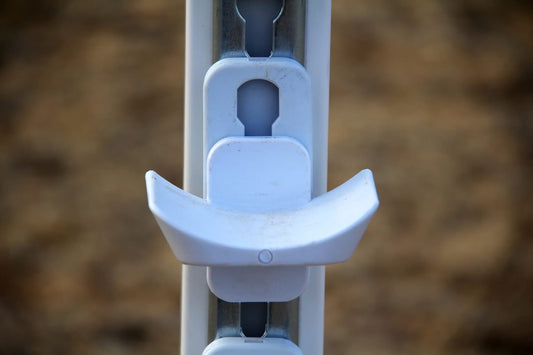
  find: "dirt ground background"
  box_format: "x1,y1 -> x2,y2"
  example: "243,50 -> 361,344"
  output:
1,0 -> 532,354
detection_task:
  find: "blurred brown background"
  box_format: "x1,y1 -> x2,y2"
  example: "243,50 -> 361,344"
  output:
1,0 -> 532,354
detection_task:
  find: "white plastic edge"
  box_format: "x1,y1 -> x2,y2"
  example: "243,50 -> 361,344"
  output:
202,337 -> 302,355
182,1 -> 213,354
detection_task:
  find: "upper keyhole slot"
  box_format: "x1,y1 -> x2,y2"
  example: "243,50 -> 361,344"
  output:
236,0 -> 283,57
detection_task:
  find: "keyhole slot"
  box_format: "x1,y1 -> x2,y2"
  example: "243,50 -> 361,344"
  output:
236,0 -> 283,57
240,302 -> 268,337
237,79 -> 279,136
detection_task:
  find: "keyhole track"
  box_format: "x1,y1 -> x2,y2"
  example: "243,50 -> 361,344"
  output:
236,0 -> 284,57
213,0 -> 306,64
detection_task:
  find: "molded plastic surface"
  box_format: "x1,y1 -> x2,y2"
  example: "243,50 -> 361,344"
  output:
146,168 -> 379,266
199,54 -> 318,302
202,337 -> 303,355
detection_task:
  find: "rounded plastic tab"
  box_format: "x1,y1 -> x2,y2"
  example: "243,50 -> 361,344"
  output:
207,266 -> 310,302
207,136 -> 311,212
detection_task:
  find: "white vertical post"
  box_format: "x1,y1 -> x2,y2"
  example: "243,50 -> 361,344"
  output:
182,1 -> 332,354
299,1 -> 331,354
182,1 -> 212,354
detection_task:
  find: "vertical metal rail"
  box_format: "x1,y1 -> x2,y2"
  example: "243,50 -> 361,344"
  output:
182,1 -> 331,354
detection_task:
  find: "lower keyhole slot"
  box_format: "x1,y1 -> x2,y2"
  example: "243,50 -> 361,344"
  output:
241,302 -> 268,337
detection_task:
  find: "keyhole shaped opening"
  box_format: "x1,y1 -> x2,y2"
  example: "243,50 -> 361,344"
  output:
237,79 -> 279,136
236,0 -> 283,57
241,302 -> 268,337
